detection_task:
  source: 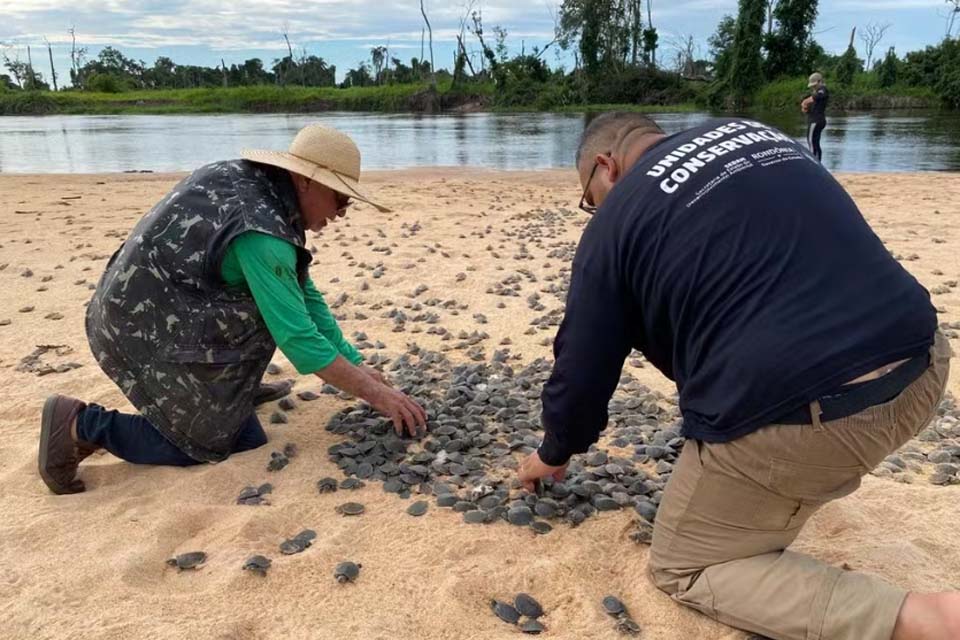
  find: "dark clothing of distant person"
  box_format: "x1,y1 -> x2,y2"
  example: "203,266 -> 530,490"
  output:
806,85 -> 829,162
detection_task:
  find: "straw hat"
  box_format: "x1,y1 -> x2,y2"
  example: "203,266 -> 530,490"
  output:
807,72 -> 824,88
242,124 -> 390,213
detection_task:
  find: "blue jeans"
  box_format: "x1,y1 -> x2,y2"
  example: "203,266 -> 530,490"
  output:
76,404 -> 268,466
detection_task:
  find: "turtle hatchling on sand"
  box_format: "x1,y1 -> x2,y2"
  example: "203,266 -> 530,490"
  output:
491,600 -> 521,625
520,619 -> 546,635
317,477 -> 339,493
334,561 -> 362,583
166,551 -> 207,571
336,502 -> 366,516
279,529 -> 317,555
514,593 -> 544,619
615,617 -> 642,635
406,500 -> 429,516
602,595 -> 627,616
242,555 -> 271,576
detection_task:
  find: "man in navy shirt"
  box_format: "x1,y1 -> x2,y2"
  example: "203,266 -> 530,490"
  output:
518,112 -> 955,640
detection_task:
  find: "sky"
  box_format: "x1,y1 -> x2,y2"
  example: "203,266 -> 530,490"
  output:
0,0 -> 956,86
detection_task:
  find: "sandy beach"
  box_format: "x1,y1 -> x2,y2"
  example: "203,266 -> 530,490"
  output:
1,168 -> 959,640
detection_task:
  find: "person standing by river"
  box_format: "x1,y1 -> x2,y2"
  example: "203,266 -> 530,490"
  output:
802,72 -> 829,162
38,124 -> 427,494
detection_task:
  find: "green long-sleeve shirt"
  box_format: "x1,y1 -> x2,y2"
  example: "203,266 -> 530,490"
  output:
220,231 -> 363,374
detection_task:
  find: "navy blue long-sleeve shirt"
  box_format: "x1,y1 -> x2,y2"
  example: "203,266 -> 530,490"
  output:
538,119 -> 936,466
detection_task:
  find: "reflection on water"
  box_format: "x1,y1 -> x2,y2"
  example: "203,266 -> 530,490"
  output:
0,110 -> 957,174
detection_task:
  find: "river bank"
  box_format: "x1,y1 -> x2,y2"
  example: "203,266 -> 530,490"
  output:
0,81 -> 942,116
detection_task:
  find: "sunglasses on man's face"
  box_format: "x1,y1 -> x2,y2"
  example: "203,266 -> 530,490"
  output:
578,163 -> 599,215
579,154 -> 610,215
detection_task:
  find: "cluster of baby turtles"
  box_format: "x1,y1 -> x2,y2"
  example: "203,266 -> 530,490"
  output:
491,593 -> 547,634
487,592 -> 643,636
166,543 -> 361,585
323,344 -> 682,533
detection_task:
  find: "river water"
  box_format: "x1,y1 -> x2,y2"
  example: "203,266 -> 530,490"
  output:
0,110 -> 958,174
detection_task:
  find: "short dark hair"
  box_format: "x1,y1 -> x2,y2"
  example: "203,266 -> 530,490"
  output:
575,112 -> 664,168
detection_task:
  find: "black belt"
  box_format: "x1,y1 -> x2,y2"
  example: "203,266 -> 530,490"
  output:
776,352 -> 930,425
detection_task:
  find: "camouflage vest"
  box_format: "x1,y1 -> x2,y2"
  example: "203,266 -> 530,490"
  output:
86,160 -> 312,462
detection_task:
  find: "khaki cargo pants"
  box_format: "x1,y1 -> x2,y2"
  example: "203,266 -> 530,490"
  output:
648,331 -> 952,640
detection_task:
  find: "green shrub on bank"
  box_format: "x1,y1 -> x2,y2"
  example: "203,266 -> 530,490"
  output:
0,82 -> 479,115
754,73 -> 938,111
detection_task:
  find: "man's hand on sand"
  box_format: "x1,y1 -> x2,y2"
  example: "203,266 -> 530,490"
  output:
518,451 -> 568,493
367,384 -> 427,437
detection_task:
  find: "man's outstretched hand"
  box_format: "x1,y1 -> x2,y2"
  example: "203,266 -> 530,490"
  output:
518,450 -> 568,493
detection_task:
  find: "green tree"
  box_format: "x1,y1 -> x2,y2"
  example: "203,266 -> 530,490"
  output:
728,0 -> 767,102
558,0 -> 634,73
877,46 -> 898,88
708,15 -> 737,80
642,27 -> 659,67
763,0 -> 819,78
835,42 -> 861,85
370,46 -> 387,84
341,62 -> 374,88
300,56 -> 335,86
145,56 -> 177,88
238,58 -> 273,85
77,46 -> 145,89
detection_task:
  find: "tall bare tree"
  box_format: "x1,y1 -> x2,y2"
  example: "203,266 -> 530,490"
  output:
67,26 -> 87,87
26,44 -> 36,90
420,0 -> 436,87
766,0 -> 781,34
859,21 -> 892,68
44,37 -> 58,91
946,0 -> 960,37
280,23 -> 303,85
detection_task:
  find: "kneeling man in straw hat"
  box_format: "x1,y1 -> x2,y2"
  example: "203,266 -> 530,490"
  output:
38,124 -> 427,494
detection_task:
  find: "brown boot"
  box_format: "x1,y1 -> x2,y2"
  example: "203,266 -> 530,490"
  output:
38,395 -> 95,495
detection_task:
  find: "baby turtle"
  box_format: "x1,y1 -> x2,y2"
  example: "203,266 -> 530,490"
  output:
491,600 -> 521,625
166,551 -> 207,571
267,452 -> 289,472
514,593 -> 544,619
283,442 -> 298,458
602,595 -> 627,617
520,619 -> 546,635
507,506 -> 534,526
334,561 -> 362,583
237,482 -> 273,505
336,502 -> 366,516
279,529 -> 316,555
297,390 -> 321,401
269,410 -> 288,424
278,397 -> 296,411
406,500 -> 429,516
266,363 -> 282,375
340,478 -> 365,490
629,519 -> 654,545
463,510 -> 489,524
242,555 -> 271,576
530,521 -> 553,535
614,617 -> 642,636
317,477 -> 339,493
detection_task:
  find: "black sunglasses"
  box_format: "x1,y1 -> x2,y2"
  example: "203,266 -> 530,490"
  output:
579,154 -> 609,215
